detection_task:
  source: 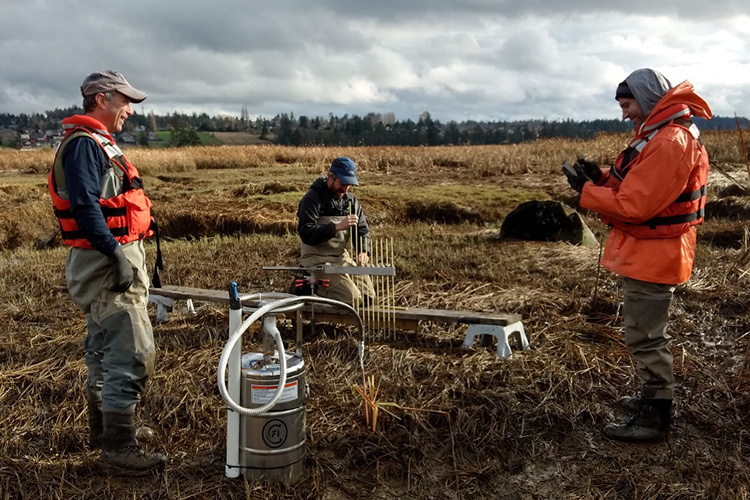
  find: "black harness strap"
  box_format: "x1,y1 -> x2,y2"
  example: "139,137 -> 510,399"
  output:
641,208 -> 704,229
61,226 -> 129,240
150,212 -> 164,288
673,185 -> 705,203
54,206 -> 128,219
640,186 -> 706,229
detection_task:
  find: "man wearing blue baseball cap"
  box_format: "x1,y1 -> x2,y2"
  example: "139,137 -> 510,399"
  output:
297,157 -> 375,304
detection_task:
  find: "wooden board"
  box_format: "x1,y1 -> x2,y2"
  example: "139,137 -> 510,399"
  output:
299,303 -> 520,327
149,286 -> 522,327
385,307 -> 520,326
300,311 -> 419,331
150,285 -> 235,303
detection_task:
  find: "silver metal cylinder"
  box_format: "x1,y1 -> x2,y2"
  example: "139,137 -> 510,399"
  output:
239,351 -> 307,484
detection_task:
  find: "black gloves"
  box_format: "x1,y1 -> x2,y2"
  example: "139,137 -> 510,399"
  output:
109,245 -> 134,293
574,156 -> 602,184
563,156 -> 602,193
562,163 -> 592,193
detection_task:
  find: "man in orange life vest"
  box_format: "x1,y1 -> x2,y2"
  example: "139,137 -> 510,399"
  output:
563,68 -> 711,442
48,71 -> 165,474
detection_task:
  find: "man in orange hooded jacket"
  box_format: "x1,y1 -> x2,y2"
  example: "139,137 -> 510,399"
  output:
563,68 -> 712,442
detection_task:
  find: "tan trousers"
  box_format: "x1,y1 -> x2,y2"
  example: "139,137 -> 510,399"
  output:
66,241 -> 155,414
622,277 -> 676,400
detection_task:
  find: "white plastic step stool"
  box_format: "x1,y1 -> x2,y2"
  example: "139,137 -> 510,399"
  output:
462,321 -> 529,358
149,295 -> 195,322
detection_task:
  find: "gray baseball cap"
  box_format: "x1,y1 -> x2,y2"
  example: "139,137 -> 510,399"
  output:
80,70 -> 148,103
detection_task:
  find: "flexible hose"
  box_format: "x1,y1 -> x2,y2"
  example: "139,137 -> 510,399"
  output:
217,295 -> 364,416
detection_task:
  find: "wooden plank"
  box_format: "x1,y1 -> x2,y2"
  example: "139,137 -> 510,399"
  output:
149,285 -> 262,305
149,285 -> 521,327
299,311 -> 419,331
150,285 -> 233,303
301,304 -> 520,327
389,307 -> 521,326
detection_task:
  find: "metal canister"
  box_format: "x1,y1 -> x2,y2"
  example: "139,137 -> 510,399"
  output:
239,351 -> 307,484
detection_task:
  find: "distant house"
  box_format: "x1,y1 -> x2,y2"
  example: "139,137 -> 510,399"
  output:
119,132 -> 136,144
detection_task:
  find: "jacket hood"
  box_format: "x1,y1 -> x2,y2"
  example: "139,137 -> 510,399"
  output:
650,81 -> 713,121
625,68 -> 672,118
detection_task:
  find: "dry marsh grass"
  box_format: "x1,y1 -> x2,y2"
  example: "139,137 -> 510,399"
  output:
0,130 -> 745,174
2,132 -> 750,499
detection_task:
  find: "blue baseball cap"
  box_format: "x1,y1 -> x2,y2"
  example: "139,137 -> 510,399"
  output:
329,157 -> 359,186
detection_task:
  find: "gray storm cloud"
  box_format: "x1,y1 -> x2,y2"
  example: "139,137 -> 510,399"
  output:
0,1 -> 747,122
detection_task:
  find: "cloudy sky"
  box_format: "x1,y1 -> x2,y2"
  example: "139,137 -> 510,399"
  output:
1,1 -> 748,123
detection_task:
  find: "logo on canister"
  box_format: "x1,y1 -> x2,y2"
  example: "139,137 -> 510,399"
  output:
262,419 -> 288,448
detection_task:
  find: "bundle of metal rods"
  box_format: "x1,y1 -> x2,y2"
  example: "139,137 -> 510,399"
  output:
349,205 -> 399,340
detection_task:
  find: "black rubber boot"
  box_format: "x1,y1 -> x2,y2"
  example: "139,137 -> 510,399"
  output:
101,412 -> 166,476
603,399 -> 672,443
616,394 -> 644,413
87,393 -> 103,449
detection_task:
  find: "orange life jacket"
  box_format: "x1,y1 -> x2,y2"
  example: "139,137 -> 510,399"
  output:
603,109 -> 709,239
48,115 -> 154,249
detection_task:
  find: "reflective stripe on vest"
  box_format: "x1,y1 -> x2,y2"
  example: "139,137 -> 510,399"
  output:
604,118 -> 708,238
62,122 -> 127,163
612,115 -> 700,182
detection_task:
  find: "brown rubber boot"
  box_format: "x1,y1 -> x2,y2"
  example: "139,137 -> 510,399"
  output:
89,393 -> 154,450
89,397 -> 153,449
101,412 -> 166,476
603,399 -> 672,443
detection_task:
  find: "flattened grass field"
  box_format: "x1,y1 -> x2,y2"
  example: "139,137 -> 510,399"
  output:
2,134 -> 750,499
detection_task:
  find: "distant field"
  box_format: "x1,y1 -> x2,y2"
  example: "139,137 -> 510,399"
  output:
210,131 -> 273,145
147,130 -> 223,147
145,131 -> 267,147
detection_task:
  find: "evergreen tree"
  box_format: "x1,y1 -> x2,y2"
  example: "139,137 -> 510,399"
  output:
169,113 -> 201,147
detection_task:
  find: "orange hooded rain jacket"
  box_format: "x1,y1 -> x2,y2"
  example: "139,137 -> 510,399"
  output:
579,81 -> 712,284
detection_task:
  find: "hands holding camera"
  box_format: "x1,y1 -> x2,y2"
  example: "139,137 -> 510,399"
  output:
562,156 -> 602,193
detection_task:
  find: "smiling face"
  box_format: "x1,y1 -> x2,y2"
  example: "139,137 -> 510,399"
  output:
92,91 -> 133,133
618,97 -> 646,129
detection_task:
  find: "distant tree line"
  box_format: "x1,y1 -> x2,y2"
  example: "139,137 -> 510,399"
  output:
271,112 -> 636,146
0,107 -> 745,148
